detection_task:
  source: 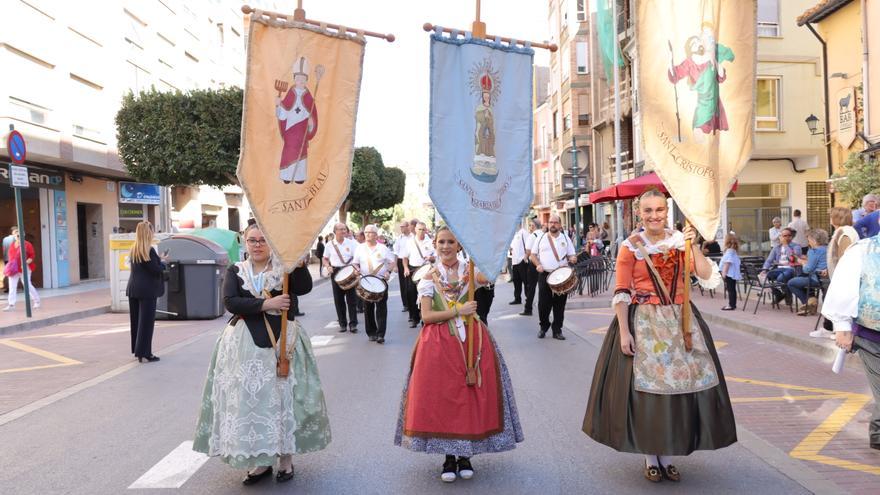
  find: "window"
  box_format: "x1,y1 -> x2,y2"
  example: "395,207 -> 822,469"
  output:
757,0 -> 780,37
561,45 -> 570,81
563,114 -> 571,131
542,170 -> 550,205
806,182 -> 831,231
576,0 -> 587,21
576,41 -> 589,74
552,111 -> 558,138
756,77 -> 780,131
8,97 -> 49,126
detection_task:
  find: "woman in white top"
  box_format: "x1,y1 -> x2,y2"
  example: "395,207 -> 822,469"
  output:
827,207 -> 859,278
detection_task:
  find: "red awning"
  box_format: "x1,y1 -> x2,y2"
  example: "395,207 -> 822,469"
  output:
588,172 -> 738,204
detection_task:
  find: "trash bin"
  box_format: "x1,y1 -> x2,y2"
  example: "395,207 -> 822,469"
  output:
156,235 -> 229,320
110,233 -> 170,312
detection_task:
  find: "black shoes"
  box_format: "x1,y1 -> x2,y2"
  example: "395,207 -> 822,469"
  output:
457,457 -> 474,480
552,333 -> 566,340
508,300 -> 522,305
538,328 -> 547,339
242,466 -> 273,485
519,310 -> 533,316
377,337 -> 385,344
137,355 -> 160,363
402,308 -> 409,312
349,324 -> 358,333
293,311 -> 305,317
409,321 -> 419,328
275,467 -> 294,483
369,335 -> 377,342
440,455 -> 474,483
338,324 -> 348,333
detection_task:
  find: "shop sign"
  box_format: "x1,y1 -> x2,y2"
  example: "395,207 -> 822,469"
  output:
119,181 -> 161,205
0,164 -> 65,190
119,204 -> 145,219
836,87 -> 857,149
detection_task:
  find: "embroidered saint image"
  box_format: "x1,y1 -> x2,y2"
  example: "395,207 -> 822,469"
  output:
667,22 -> 734,142
469,58 -> 500,183
275,56 -> 324,184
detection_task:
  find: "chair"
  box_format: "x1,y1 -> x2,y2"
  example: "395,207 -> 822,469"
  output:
741,263 -> 787,314
812,277 -> 832,331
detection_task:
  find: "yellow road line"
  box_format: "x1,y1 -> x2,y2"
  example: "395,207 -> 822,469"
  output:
727,376 -> 871,399
731,394 -> 848,403
0,363 -> 77,374
0,339 -> 82,375
588,326 -> 608,334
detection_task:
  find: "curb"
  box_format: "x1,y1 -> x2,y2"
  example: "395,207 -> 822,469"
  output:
0,305 -> 111,337
567,298 -> 612,310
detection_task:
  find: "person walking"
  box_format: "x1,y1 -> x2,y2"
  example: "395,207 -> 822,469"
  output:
193,223 -> 330,485
353,224 -> 394,344
401,222 -> 436,328
126,221 -> 166,362
323,223 -> 359,333
529,214 -> 577,340
315,235 -> 325,277
720,233 -> 742,310
394,227 -> 523,483
2,226 -> 16,294
583,188 -> 734,483
508,221 -> 531,305
393,221 -> 412,313
519,218 -> 540,316
3,228 -> 40,311
788,209 -> 809,247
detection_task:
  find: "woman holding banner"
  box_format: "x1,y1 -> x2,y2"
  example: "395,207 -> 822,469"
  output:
394,227 -> 523,483
193,223 -> 330,485
583,189 -> 736,483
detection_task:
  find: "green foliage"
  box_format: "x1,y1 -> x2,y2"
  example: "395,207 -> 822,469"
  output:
831,153 -> 880,208
346,147 -> 406,225
115,87 -> 243,187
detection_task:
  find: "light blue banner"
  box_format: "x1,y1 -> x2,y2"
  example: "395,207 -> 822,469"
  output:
429,30 -> 534,281
53,190 -> 70,287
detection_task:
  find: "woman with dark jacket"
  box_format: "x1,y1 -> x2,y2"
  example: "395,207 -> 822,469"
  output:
126,221 -> 167,363
193,224 -> 331,485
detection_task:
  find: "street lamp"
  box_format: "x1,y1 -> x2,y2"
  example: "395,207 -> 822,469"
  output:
561,136 -> 589,250
805,114 -> 824,136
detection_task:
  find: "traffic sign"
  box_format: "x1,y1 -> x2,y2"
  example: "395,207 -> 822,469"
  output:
9,164 -> 29,188
7,130 -> 27,164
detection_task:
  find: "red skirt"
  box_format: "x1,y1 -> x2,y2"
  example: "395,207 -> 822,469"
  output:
403,321 -> 504,440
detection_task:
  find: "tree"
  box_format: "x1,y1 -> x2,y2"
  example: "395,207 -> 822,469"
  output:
116,88 -> 242,187
342,147 -> 406,225
831,153 -> 880,208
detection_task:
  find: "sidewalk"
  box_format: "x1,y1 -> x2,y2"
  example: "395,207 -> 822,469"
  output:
1,263 -> 326,336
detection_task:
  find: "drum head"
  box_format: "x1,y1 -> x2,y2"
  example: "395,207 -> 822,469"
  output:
334,265 -> 354,281
412,265 -> 432,282
359,275 -> 386,293
547,267 -> 573,284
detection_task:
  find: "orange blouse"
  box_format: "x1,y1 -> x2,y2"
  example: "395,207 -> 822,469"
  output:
614,245 -> 687,305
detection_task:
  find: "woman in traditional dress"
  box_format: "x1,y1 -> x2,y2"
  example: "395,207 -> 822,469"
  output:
582,188 -> 736,483
394,227 -> 523,483
193,224 -> 331,485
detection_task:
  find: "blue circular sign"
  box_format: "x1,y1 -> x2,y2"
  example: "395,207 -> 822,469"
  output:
7,131 -> 26,164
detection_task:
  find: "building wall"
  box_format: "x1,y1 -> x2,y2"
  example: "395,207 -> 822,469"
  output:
866,0 -> 880,140
65,175 -> 120,284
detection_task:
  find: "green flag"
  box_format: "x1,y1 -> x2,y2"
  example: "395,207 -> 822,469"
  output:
596,0 -> 624,79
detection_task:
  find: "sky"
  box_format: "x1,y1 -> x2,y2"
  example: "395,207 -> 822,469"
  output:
294,0 -> 551,176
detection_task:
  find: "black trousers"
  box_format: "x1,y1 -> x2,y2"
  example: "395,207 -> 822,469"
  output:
364,293 -> 388,338
406,265 -> 422,323
331,267 -> 358,328
855,336 -> 880,449
724,276 -> 738,308
511,261 -> 525,303
475,285 -> 495,324
396,259 -> 408,310
129,297 -> 157,357
524,263 -> 538,312
538,272 -> 567,333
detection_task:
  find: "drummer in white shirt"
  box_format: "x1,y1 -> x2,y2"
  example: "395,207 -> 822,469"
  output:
322,223 -> 360,333
353,224 -> 395,344
393,222 -> 413,314
529,214 -> 577,340
400,221 -> 436,328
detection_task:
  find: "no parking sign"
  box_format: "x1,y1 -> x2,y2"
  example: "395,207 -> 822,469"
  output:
7,130 -> 27,164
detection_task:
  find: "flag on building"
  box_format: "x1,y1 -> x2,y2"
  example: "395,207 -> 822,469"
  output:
428,29 -> 534,280
597,0 -> 625,80
238,14 -> 365,265
636,0 -> 756,238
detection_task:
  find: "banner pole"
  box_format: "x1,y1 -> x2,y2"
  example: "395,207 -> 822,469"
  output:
423,23 -> 557,51
294,0 -> 305,21
682,220 -> 693,351
466,259 -> 476,386
472,0 -> 486,38
278,274 -> 291,376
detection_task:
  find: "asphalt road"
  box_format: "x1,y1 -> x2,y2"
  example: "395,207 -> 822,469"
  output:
0,276 -> 818,494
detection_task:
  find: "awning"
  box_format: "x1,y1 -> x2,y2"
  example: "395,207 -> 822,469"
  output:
588,172 -> 738,204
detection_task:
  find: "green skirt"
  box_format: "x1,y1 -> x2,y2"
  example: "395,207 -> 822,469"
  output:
192,319 -> 331,468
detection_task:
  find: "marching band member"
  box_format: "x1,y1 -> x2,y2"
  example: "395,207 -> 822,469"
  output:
520,218 -> 541,316
401,221 -> 436,328
353,224 -> 395,344
193,223 -> 331,485
394,227 -> 523,483
393,221 -> 413,314
323,223 -> 360,333
582,188 -> 735,483
529,214 -> 577,340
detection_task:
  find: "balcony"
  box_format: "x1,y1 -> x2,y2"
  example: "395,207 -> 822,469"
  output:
597,73 -> 632,124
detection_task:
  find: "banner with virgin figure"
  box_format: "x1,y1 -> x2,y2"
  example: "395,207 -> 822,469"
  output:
238,11 -> 365,265
636,0 -> 756,239
428,28 -> 534,280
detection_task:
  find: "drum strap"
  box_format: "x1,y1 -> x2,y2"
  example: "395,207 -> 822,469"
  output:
520,231 -> 527,258
547,234 -> 564,262
331,241 -> 352,266
413,238 -> 426,262
366,246 -> 384,276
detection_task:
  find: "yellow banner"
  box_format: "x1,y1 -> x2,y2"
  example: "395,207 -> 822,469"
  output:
238,15 -> 365,265
637,0 -> 756,238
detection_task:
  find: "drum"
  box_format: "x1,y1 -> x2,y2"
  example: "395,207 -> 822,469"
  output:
333,265 -> 360,290
411,264 -> 433,283
356,275 -> 388,303
546,266 -> 577,295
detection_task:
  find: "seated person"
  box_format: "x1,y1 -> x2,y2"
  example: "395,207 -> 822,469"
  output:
761,227 -> 803,306
787,229 -> 828,317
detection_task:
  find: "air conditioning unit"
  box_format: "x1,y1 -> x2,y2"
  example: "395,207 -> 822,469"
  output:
769,183 -> 789,199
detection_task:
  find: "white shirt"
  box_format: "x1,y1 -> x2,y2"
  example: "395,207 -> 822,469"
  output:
400,235 -> 435,267
788,218 -> 809,246
821,238 -> 871,332
323,238 -> 359,267
509,228 -> 533,264
769,226 -> 782,249
353,242 -> 394,279
531,231 -> 575,271
392,233 -> 411,258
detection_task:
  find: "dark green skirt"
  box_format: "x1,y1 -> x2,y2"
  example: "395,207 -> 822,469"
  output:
582,303 -> 737,455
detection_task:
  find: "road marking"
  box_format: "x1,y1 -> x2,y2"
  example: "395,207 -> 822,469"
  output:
588,326 -> 608,334
0,339 -> 82,374
310,335 -> 334,347
324,321 -> 340,329
128,441 -> 209,489
494,314 -> 521,321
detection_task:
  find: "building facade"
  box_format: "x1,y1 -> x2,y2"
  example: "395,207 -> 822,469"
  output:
0,0 -> 278,287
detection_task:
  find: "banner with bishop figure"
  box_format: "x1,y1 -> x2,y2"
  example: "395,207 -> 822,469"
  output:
238,13 -> 365,265
637,0 -> 756,239
428,29 -> 534,280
